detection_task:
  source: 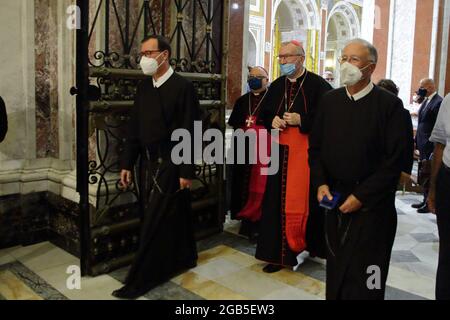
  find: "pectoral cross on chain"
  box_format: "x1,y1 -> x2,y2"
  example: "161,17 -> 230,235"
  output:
245,115 -> 255,128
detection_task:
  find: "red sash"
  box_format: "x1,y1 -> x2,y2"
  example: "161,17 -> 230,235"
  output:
279,126 -> 310,253
237,124 -> 270,222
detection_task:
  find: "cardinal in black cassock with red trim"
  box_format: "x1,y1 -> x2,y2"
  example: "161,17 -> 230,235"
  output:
256,41 -> 332,273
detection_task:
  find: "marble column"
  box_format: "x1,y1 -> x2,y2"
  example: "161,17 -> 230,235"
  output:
435,0 -> 450,95
371,0 -> 391,84
35,0 -> 59,159
264,0 -> 273,75
410,0 -> 435,98
388,0 -> 417,106
319,4 -> 328,76
226,0 -> 246,108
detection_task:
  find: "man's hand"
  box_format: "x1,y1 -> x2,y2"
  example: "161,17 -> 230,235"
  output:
317,185 -> 333,203
428,189 -> 436,214
339,194 -> 363,214
272,116 -> 287,131
120,170 -> 132,189
180,178 -> 192,190
283,112 -> 301,126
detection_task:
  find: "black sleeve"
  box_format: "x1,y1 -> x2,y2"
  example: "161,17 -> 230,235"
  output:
259,84 -> 280,131
0,96 -> 7,143
120,86 -> 141,171
178,81 -> 200,180
403,109 -> 415,174
308,95 -> 329,191
299,79 -> 332,134
431,99 -> 443,126
352,100 -> 407,207
228,97 -> 242,129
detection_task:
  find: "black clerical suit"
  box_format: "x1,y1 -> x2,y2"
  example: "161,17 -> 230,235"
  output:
309,85 -> 410,300
416,93 -> 443,161
119,71 -> 199,296
416,93 -> 443,205
256,71 -> 332,266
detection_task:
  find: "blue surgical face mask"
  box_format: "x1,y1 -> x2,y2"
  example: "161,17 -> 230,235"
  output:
248,77 -> 263,91
280,63 -> 297,77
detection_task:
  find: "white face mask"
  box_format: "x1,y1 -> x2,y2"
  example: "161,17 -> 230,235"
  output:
339,62 -> 372,86
140,52 -> 164,76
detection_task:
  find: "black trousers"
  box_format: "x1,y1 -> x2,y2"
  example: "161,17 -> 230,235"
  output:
436,164 -> 450,300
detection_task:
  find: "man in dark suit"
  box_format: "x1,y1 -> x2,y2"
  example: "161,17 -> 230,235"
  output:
413,78 -> 443,213
0,96 -> 7,143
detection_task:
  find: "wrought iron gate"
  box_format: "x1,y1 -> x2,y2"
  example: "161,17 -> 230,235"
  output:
73,0 -> 228,276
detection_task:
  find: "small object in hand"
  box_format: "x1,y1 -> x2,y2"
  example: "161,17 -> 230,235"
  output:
319,192 -> 341,210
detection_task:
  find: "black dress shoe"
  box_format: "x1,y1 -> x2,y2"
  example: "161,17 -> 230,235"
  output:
417,205 -> 431,214
262,264 -> 284,273
112,286 -> 147,300
412,202 -> 426,209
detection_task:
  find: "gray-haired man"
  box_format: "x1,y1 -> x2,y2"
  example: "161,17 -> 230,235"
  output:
309,39 -> 411,300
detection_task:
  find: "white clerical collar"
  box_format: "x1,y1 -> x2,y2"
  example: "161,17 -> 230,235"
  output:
251,89 -> 267,96
287,68 -> 306,83
427,91 -> 437,102
153,67 -> 174,88
346,82 -> 374,101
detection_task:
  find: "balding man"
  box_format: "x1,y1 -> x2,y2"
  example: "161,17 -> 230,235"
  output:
228,66 -> 270,240
412,78 -> 443,213
322,71 -> 335,87
309,38 -> 411,299
255,40 -> 332,273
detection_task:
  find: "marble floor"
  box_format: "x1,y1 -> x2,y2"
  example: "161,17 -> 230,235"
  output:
0,192 -> 439,300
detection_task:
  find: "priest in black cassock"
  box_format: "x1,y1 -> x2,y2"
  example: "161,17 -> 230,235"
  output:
255,40 -> 332,273
112,35 -> 199,299
309,38 -> 410,300
228,66 -> 270,241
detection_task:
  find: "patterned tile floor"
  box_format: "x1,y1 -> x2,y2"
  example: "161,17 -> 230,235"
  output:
0,192 -> 439,300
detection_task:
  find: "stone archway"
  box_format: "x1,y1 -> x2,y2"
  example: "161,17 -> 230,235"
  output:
248,30 -> 258,67
271,0 -> 321,74
273,0 -> 320,31
325,1 -> 361,86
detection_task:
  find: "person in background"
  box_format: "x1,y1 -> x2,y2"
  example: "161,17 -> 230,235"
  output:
377,79 -> 414,184
412,79 -> 443,213
228,66 -> 270,241
322,71 -> 335,88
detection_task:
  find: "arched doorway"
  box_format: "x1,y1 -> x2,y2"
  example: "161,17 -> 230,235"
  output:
247,31 -> 258,68
271,0 -> 321,78
325,1 -> 361,86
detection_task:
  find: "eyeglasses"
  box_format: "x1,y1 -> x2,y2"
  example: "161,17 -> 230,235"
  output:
276,54 -> 303,61
139,50 -> 162,59
338,55 -> 373,64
